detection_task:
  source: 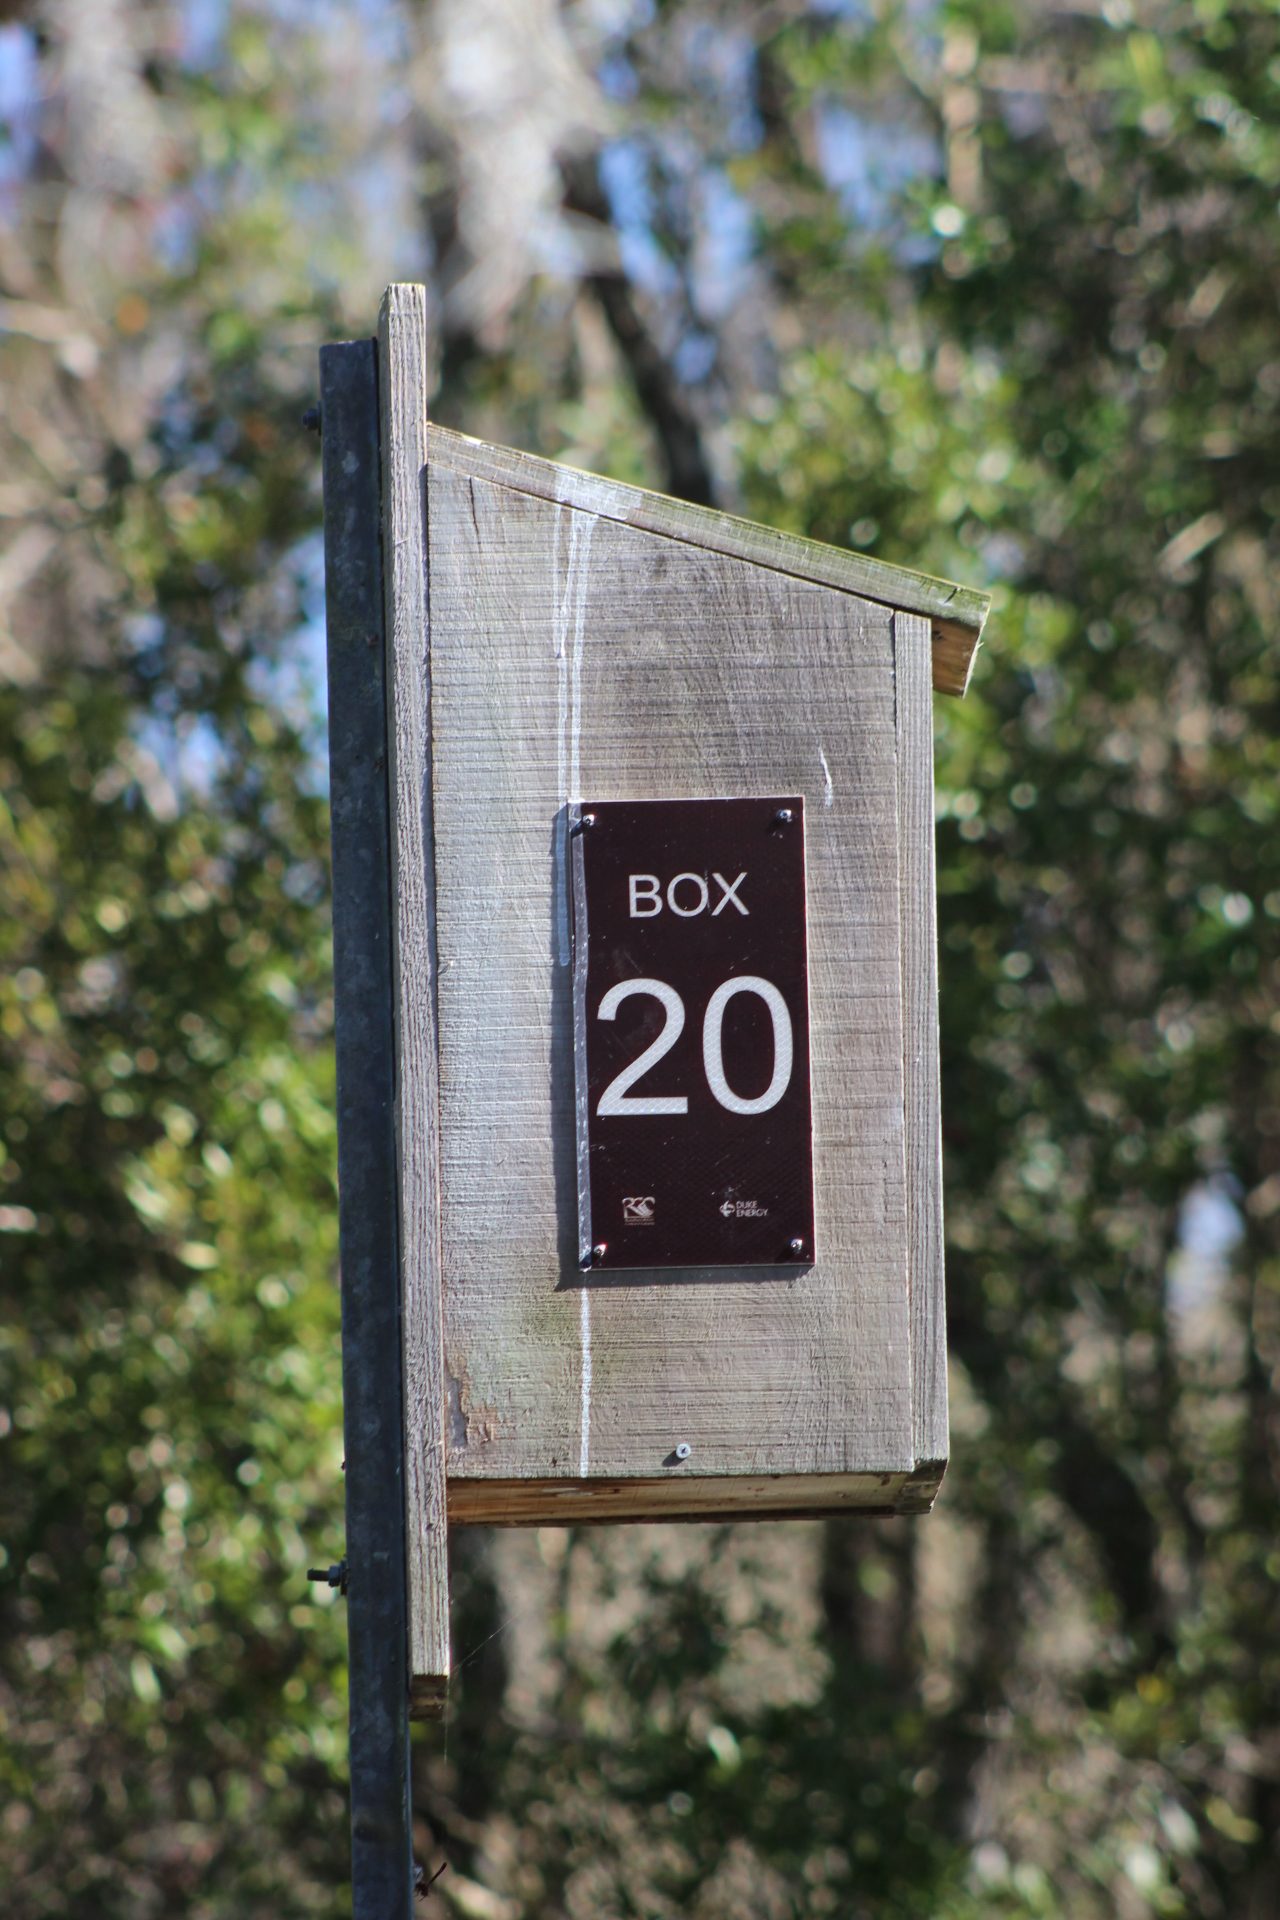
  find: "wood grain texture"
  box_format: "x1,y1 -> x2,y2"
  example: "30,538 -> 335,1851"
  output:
932,615 -> 983,700
894,613 -> 949,1486
378,286 -> 450,1706
426,423 -> 989,696
449,1473 -> 911,1525
423,467 -> 916,1508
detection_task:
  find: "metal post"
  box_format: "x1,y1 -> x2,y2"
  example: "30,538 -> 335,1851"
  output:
319,339 -> 414,1918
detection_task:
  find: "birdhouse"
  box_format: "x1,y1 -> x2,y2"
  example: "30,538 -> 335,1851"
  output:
321,287 -> 990,1714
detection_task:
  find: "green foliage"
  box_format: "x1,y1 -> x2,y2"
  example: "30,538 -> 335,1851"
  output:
0,11 -> 360,1908
1,666 -> 350,1913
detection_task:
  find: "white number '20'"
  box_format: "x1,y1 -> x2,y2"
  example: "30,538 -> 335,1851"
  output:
596,975 -> 793,1118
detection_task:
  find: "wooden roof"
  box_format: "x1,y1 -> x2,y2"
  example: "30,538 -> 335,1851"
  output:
427,423 -> 990,697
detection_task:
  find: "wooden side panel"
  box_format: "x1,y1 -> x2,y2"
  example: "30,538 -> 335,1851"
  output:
423,467 -> 915,1494
378,287 -> 450,1706
425,424 -> 989,696
895,612 -> 948,1478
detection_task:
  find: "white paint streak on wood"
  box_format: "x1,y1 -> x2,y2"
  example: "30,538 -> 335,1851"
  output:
578,1287 -> 592,1477
552,505 -> 600,965
554,460 -> 634,522
568,515 -> 595,799
563,496 -> 596,1463
819,746 -> 834,808
378,285 -> 451,1709
553,507 -> 570,964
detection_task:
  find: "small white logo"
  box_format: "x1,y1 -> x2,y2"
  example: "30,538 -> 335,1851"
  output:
719,1199 -> 769,1219
623,1195 -> 655,1226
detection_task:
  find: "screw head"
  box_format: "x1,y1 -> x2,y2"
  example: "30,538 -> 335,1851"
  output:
774,806 -> 794,825
789,1237 -> 805,1257
582,1243 -> 606,1269
301,404 -> 322,434
674,1442 -> 692,1461
571,812 -> 596,837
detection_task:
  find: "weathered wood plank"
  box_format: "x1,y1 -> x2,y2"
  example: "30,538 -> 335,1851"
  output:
426,468 -> 915,1494
933,615 -> 983,700
426,423 -> 989,697
378,285 -> 450,1711
449,1472 -> 912,1526
895,613 -> 949,1487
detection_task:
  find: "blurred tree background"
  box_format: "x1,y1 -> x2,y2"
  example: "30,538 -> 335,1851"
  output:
1,1 -> 1277,1915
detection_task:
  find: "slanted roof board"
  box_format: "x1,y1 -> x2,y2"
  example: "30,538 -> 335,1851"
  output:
425,423 -> 989,697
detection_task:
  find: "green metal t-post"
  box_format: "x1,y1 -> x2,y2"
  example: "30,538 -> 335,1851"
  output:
319,337 -> 415,1919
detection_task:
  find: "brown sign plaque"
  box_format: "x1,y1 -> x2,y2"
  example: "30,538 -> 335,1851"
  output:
571,796 -> 815,1271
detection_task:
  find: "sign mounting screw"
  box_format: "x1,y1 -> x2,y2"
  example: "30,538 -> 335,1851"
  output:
774,806 -> 794,825
571,812 -> 596,835
582,1243 -> 606,1269
789,1237 -> 805,1257
674,1442 -> 692,1461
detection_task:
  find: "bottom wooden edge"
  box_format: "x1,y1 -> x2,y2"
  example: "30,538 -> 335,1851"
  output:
898,1457 -> 948,1513
409,1673 -> 448,1721
413,1466 -> 948,1698
446,1466 -> 947,1527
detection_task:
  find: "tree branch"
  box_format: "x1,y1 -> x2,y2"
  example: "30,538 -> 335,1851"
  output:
560,150 -> 717,508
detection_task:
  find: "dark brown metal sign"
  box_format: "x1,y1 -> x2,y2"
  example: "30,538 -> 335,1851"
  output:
571,796 -> 815,1271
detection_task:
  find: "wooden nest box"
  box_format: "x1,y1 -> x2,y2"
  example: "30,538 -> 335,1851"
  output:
322,286 -> 991,1713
